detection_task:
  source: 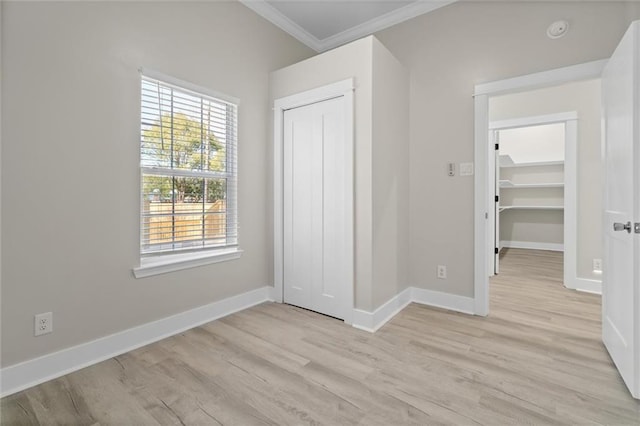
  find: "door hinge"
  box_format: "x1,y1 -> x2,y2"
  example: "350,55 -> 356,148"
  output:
495,247 -> 499,254
495,195 -> 499,202
635,222 -> 640,234
495,143 -> 499,150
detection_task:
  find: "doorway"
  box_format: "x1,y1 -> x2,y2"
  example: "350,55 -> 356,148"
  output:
273,79 -> 354,323
488,114 -> 576,280
473,60 -> 607,315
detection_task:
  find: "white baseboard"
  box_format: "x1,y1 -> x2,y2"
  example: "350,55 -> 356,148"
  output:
352,287 -> 412,332
411,287 -> 476,315
266,285 -> 278,301
501,240 -> 564,252
352,287 -> 475,333
574,277 -> 602,295
1,286 -> 274,398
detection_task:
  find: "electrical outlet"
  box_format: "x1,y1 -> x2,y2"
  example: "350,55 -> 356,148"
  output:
593,258 -> 603,273
437,265 -> 447,279
34,312 -> 53,336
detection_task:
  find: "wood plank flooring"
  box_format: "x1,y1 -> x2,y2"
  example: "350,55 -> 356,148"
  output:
2,248 -> 639,425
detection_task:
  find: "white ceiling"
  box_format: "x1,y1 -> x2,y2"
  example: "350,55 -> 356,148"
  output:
240,0 -> 457,52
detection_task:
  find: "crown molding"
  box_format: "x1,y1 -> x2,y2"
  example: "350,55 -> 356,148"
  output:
240,0 -> 457,53
319,0 -> 456,51
240,0 -> 323,51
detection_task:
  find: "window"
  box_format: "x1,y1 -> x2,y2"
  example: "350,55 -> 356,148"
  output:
139,73 -> 238,262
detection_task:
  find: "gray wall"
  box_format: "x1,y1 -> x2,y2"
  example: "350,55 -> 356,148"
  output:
375,1 -> 639,297
491,79 -> 603,280
371,39 -> 410,308
499,210 -> 565,246
1,1 -> 313,367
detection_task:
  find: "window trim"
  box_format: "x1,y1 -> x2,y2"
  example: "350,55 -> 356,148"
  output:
133,247 -> 243,278
139,68 -> 240,106
134,69 -> 241,277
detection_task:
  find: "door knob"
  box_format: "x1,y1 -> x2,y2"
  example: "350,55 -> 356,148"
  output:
613,221 -> 632,233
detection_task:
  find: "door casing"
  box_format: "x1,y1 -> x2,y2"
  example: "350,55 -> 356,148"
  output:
488,113 -> 577,284
473,59 -> 607,316
273,78 -> 355,324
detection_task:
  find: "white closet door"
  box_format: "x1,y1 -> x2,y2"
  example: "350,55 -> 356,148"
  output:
283,96 -> 349,320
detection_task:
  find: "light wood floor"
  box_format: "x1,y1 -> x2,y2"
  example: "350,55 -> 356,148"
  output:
2,248 -> 639,425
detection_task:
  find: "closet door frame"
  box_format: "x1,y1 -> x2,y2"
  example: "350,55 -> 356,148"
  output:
489,113 -> 577,289
273,78 -> 355,324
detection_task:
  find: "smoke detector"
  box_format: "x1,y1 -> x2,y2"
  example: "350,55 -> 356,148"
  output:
547,20 -> 569,39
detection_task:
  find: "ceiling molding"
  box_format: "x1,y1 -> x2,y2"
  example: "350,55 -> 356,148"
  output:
240,0 -> 324,51
319,1 -> 456,51
240,0 -> 457,53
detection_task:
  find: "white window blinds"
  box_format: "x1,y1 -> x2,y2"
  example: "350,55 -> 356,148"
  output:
140,75 -> 238,256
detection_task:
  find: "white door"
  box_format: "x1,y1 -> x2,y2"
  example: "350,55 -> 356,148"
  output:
283,97 -> 350,320
602,20 -> 639,399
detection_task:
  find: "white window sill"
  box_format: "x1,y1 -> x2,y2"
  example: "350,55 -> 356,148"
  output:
133,248 -> 243,278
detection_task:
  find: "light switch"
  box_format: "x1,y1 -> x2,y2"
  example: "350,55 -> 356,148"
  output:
460,162 -> 474,176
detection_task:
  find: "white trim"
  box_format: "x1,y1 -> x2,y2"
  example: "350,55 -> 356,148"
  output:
352,287 -> 475,333
266,285 -> 278,301
474,59 -> 607,97
342,87 -> 355,325
411,288 -> 476,315
500,240 -> 564,252
0,286 -> 273,398
133,248 -> 243,278
352,288 -> 412,332
238,0 -> 323,52
563,119 -> 578,290
474,94 -> 490,315
273,79 -> 355,323
474,60 -> 604,316
489,111 -> 578,130
240,0 -> 456,52
574,278 -> 602,295
273,79 -> 354,111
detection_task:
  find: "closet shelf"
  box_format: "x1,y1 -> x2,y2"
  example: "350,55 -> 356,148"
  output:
499,154 -> 564,168
499,180 -> 564,189
499,205 -> 564,212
